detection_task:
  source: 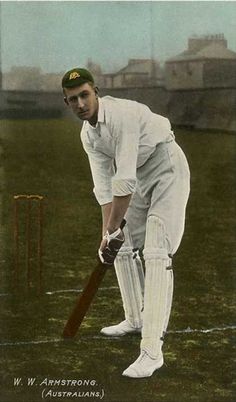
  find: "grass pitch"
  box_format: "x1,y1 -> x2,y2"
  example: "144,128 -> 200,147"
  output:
0,119 -> 235,402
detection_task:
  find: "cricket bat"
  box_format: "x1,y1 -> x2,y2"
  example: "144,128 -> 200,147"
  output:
62,261 -> 109,338
62,220 -> 126,338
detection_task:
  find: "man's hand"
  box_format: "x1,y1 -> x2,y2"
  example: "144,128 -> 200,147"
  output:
98,220 -> 126,265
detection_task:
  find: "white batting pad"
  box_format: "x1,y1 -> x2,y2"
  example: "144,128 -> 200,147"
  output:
114,226 -> 144,328
163,266 -> 174,334
141,215 -> 173,358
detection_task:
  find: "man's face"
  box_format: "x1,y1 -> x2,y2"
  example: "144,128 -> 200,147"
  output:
64,83 -> 98,125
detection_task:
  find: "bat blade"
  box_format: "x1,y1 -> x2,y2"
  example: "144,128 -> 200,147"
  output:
62,261 -> 108,338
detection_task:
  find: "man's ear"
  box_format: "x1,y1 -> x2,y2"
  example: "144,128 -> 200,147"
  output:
64,97 -> 69,105
94,86 -> 99,98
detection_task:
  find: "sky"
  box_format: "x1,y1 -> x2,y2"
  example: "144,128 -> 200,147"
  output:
1,1 -> 236,74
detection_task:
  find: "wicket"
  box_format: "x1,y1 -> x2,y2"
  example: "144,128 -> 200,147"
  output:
13,194 -> 44,293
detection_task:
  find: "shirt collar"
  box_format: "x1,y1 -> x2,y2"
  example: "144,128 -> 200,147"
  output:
97,97 -> 105,124
85,97 -> 105,130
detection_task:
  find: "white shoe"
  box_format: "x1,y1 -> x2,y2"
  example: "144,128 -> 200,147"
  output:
100,320 -> 142,336
122,351 -> 164,378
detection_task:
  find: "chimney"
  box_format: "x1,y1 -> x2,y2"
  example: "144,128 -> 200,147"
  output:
188,34 -> 227,53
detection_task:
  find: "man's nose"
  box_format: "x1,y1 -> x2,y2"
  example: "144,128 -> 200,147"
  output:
77,97 -> 84,108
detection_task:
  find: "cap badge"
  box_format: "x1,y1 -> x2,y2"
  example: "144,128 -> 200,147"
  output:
69,72 -> 80,80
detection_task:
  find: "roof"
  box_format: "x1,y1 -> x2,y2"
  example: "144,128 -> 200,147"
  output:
117,59 -> 159,75
166,43 -> 236,63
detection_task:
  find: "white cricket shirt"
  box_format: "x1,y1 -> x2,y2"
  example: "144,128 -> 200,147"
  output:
80,96 -> 174,205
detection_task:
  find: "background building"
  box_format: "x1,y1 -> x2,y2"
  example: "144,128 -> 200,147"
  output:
1,35 -> 235,132
165,34 -> 236,90
103,59 -> 163,88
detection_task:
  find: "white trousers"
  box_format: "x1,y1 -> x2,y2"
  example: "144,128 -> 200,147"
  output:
125,140 -> 190,254
124,140 -> 190,357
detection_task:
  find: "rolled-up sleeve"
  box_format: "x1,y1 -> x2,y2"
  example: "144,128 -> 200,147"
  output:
81,129 -> 114,205
111,105 -> 139,197
88,150 -> 114,205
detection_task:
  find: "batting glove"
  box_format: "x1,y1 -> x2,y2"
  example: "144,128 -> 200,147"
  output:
98,219 -> 126,265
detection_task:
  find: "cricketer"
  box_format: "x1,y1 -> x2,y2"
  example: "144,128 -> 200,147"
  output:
62,68 -> 190,378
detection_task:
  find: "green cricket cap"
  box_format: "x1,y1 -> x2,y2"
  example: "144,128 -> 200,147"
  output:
61,68 -> 94,89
